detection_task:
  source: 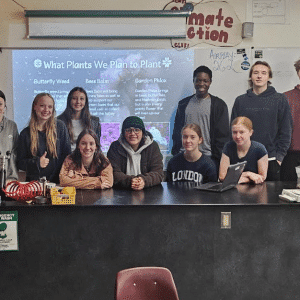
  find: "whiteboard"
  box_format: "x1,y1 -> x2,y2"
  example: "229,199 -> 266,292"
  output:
251,47 -> 300,93
192,47 -> 300,117
193,47 -> 252,115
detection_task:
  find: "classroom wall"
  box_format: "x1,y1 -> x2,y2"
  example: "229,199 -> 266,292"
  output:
1,0 -> 300,117
1,0 -> 300,49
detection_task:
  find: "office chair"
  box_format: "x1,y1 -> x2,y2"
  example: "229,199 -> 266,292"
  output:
115,266 -> 180,300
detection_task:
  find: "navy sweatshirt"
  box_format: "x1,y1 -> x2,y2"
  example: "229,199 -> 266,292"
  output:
231,86 -> 292,162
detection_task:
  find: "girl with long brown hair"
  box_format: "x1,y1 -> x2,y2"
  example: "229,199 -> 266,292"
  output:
58,87 -> 101,151
59,129 -> 113,189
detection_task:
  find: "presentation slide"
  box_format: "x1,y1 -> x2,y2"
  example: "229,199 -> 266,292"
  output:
13,49 -> 194,153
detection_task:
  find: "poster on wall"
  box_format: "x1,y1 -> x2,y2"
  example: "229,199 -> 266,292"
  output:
0,211 -> 18,251
13,49 -> 194,153
164,0 -> 243,48
246,0 -> 289,24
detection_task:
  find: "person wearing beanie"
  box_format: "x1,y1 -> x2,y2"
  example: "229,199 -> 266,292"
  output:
121,116 -> 145,136
107,116 -> 164,190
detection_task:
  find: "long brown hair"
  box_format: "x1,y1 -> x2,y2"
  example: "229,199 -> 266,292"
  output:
59,87 -> 92,143
70,129 -> 109,174
29,93 -> 57,158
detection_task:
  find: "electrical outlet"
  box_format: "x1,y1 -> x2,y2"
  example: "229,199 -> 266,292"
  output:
221,212 -> 231,229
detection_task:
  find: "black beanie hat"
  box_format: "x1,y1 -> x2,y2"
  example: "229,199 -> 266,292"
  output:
122,116 -> 145,135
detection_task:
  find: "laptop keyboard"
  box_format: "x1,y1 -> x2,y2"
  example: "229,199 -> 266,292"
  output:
208,184 -> 222,190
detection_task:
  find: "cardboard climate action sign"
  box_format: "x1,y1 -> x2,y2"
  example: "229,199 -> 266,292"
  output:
165,0 -> 243,48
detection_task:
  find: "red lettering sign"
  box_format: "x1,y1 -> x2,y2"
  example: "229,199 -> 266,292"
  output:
165,1 -> 242,47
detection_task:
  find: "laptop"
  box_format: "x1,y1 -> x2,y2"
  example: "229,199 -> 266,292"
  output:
195,161 -> 247,192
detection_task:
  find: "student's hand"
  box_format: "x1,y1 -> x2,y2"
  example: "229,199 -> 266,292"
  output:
277,160 -> 282,166
238,173 -> 251,184
131,177 -> 145,191
101,179 -> 112,190
247,172 -> 264,184
40,151 -> 49,168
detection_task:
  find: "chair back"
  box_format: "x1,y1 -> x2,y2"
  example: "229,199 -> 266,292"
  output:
115,266 -> 179,300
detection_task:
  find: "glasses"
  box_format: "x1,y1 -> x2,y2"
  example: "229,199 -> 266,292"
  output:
125,128 -> 142,134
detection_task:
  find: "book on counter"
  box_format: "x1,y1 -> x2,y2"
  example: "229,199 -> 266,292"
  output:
279,189 -> 300,202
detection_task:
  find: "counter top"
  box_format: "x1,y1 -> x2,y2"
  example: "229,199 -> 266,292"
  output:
1,181 -> 298,206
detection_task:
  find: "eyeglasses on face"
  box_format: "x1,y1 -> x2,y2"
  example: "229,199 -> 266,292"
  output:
125,128 -> 142,134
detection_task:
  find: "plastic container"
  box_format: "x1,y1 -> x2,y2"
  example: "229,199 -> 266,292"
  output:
50,186 -> 76,205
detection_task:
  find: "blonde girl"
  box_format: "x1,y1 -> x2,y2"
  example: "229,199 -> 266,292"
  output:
17,93 -> 71,183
